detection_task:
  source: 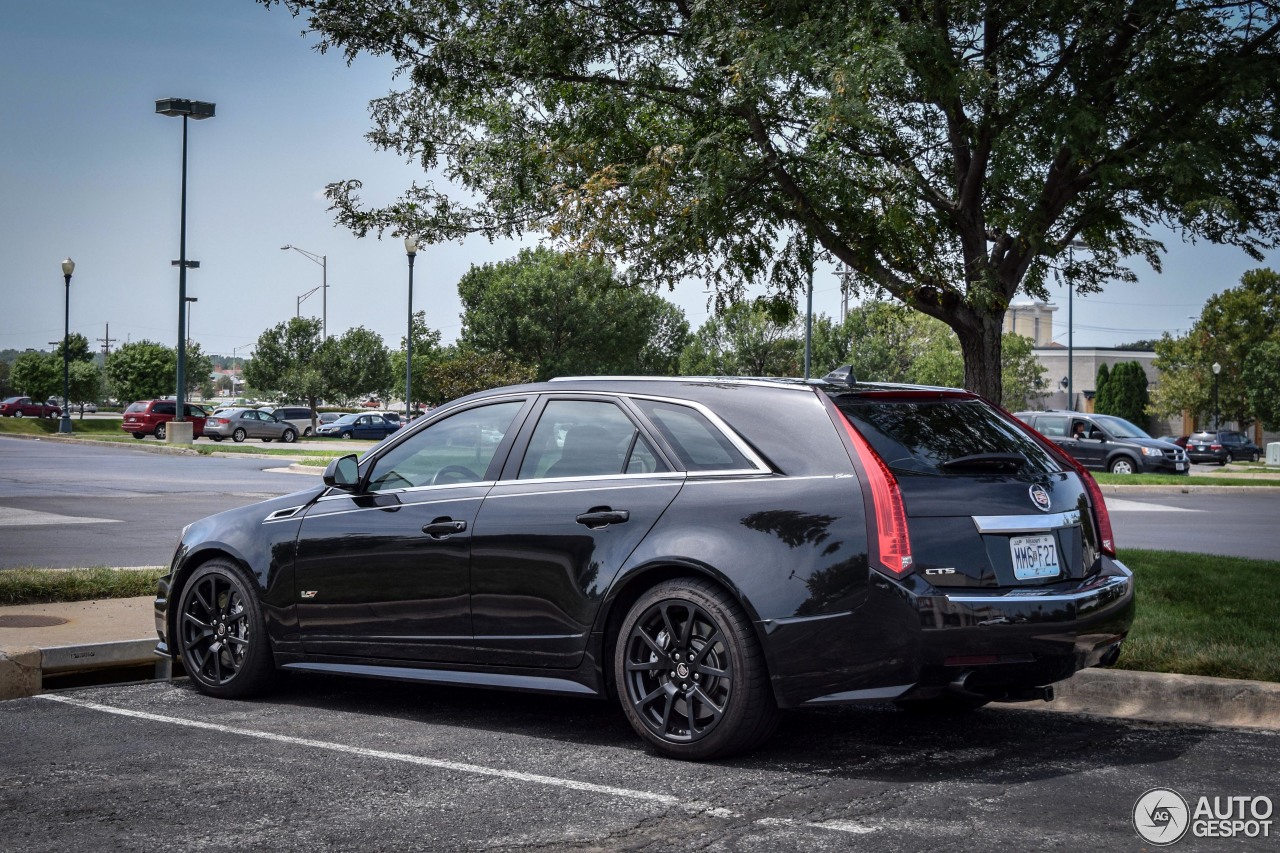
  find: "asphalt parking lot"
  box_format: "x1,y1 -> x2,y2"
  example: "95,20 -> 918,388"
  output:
3,674 -> 1279,851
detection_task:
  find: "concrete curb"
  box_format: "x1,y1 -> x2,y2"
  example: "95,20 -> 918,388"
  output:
0,646 -> 42,700
1006,668 -> 1280,731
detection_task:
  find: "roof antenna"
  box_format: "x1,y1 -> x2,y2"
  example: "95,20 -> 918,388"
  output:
822,365 -> 857,386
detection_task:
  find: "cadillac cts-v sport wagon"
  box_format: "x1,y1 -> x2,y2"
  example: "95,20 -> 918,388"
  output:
155,372 -> 1134,760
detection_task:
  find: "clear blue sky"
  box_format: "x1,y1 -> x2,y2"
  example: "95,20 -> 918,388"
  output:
2,1 -> 1276,361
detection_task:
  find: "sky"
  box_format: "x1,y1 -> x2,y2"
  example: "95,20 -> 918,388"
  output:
3,1 -> 1277,363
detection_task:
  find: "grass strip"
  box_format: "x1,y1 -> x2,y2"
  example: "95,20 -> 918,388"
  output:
0,567 -> 167,606
1118,549 -> 1280,682
1093,472 -> 1280,487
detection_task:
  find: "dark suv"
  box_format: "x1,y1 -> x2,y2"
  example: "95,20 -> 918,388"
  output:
121,400 -> 209,440
1185,430 -> 1263,464
1013,411 -> 1188,475
156,373 -> 1134,759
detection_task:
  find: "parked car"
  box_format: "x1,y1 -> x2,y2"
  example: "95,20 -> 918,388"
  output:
1,396 -> 60,418
317,412 -> 350,425
77,402 -> 98,414
258,405 -> 317,437
120,400 -> 208,440
315,412 -> 400,440
1156,435 -> 1188,448
1013,411 -> 1188,475
155,371 -> 1134,760
1185,430 -> 1263,464
203,408 -> 299,443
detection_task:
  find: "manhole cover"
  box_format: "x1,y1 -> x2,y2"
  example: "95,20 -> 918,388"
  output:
0,615 -> 69,628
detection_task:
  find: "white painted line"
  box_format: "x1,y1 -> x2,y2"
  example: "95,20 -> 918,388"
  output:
0,508 -> 121,526
36,694 -> 716,813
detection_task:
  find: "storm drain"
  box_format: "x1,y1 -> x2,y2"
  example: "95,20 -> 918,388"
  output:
0,615 -> 69,628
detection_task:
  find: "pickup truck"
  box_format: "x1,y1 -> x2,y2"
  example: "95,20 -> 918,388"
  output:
0,396 -> 62,418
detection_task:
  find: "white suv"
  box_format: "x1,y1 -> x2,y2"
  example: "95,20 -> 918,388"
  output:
258,405 -> 317,436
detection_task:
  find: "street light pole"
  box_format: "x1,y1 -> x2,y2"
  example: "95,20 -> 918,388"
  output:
58,258 -> 75,434
1065,239 -> 1087,411
281,245 -> 328,339
156,98 -> 215,432
1212,362 -> 1222,430
404,236 -> 419,416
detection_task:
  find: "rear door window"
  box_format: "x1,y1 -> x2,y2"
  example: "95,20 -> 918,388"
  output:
518,400 -> 666,479
837,396 -> 1061,476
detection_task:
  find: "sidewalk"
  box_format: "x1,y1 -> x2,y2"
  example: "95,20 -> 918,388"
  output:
2,595 -> 1278,732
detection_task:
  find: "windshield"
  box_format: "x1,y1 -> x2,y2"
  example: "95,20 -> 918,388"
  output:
1092,415 -> 1151,439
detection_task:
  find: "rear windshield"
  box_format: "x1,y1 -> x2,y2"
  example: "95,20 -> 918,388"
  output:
836,395 -> 1061,477
125,402 -> 147,414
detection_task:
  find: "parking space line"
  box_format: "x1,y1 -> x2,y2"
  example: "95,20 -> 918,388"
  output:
37,694 -> 728,815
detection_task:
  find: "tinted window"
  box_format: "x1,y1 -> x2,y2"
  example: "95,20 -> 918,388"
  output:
519,400 -> 665,479
125,402 -> 147,414
367,401 -> 523,492
154,403 -> 175,416
838,397 -> 1061,476
632,399 -> 752,472
1034,415 -> 1069,437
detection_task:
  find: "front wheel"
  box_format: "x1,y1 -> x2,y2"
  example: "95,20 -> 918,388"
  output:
280,429 -> 296,444
1250,451 -> 1260,463
1108,457 -> 1136,475
341,430 -> 353,439
177,561 -> 276,699
1225,451 -> 1235,464
14,411 -> 23,419
154,423 -> 167,441
614,578 -> 779,760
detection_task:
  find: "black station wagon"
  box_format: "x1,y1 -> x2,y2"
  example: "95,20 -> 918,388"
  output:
155,372 -> 1134,760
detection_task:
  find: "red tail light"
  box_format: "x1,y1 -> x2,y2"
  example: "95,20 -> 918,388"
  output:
838,414 -> 913,576
1006,416 -> 1117,557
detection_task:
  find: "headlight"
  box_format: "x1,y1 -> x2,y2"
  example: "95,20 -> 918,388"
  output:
1141,447 -> 1164,457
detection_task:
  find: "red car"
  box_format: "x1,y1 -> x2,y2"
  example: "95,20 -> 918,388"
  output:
121,400 -> 208,440
0,396 -> 61,418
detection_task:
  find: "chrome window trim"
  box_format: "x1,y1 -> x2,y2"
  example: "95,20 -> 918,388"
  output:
484,477 -> 686,500
971,509 -> 1081,534
315,481 -> 497,503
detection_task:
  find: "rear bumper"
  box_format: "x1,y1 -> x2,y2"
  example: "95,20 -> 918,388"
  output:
778,560 -> 1135,708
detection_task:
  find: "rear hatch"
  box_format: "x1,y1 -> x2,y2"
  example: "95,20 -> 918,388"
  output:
834,392 -> 1101,589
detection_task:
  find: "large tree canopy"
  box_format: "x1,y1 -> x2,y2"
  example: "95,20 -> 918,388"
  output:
265,0 -> 1280,400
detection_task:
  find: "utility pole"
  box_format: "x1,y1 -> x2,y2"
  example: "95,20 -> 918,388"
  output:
97,324 -> 116,360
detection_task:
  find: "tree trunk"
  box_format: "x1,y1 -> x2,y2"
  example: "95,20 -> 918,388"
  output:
956,312 -> 1005,403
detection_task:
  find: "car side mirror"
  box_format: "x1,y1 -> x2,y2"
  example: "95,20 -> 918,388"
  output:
323,454 -> 360,491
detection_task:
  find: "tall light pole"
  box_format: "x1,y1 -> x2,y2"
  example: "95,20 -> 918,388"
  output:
1065,239 -> 1087,410
1212,361 -> 1222,430
296,285 -> 323,318
58,258 -> 75,434
281,245 -> 328,339
156,98 -> 215,434
404,236 -> 419,416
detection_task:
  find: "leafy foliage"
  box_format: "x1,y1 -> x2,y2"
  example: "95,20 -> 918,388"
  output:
9,352 -> 59,401
1098,361 -> 1151,429
263,0 -> 1280,401
324,325 -> 396,406
105,341 -> 177,404
458,247 -> 689,380
389,310 -> 444,408
1244,340 -> 1280,430
680,301 -> 803,377
243,318 -> 329,411
425,347 -> 537,405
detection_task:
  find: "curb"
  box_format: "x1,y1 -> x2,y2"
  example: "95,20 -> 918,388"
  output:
0,641 -> 164,700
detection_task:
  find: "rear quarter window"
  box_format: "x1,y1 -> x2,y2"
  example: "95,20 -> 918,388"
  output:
837,396 -> 1061,476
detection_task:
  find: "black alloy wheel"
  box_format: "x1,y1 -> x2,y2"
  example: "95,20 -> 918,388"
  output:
177,561 -> 275,698
281,429 -> 296,444
232,427 -> 246,443
615,578 -> 778,760
155,423 -> 167,440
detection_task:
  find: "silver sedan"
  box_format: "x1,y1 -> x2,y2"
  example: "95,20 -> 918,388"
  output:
203,408 -> 299,443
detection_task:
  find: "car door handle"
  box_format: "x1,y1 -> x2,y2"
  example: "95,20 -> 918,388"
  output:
422,518 -> 467,538
576,509 -> 630,528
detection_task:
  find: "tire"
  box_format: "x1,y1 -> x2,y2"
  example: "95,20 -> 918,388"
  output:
341,430 -> 353,439
154,423 -> 167,441
895,694 -> 991,715
280,429 -> 297,444
176,560 -> 276,699
303,427 -> 313,437
130,432 -> 145,440
14,411 -> 23,419
1250,451 -> 1260,463
1108,457 -> 1136,475
210,436 -> 222,442
232,428 -> 246,443
1225,451 -> 1234,464
262,438 -> 273,443
614,578 -> 779,760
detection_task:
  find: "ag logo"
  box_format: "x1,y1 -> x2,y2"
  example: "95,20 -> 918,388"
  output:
1133,788 -> 1190,845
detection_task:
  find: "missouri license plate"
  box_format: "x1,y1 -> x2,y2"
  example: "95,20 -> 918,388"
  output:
1010,534 -> 1060,580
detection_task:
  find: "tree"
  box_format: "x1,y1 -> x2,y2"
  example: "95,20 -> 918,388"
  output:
53,333 -> 94,365
425,348 -> 537,405
458,247 -> 689,381
1095,363 -> 1113,414
389,310 -> 444,409
10,352 -> 59,401
66,361 -> 103,416
184,342 -> 215,399
106,341 -> 175,404
1152,268 -> 1280,428
1244,340 -> 1280,431
324,326 -> 395,406
999,333 -> 1046,413
1099,361 -> 1150,429
679,302 -> 802,377
243,318 -> 328,412
265,0 -> 1280,402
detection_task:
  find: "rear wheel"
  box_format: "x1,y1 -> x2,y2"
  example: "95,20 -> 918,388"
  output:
154,423 -> 167,440
615,578 -> 779,760
232,428 -> 246,443
130,432 -> 145,440
1108,457 -> 1135,475
14,411 -> 23,418
177,560 -> 275,699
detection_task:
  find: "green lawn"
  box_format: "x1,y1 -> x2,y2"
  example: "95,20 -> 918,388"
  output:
1093,471 -> 1280,487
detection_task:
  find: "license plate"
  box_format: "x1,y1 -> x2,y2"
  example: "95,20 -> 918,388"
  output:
1010,534 -> 1060,580
1176,462 -> 1186,471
